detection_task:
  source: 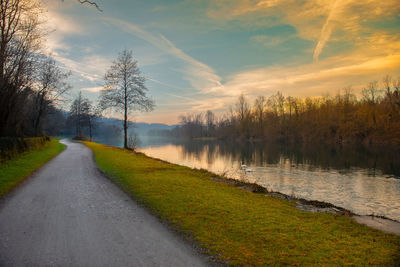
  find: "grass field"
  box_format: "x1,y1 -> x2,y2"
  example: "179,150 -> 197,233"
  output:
0,139 -> 65,198
85,141 -> 400,266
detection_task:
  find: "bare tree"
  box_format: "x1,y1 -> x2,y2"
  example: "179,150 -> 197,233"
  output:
254,96 -> 266,134
235,94 -> 250,137
33,56 -> 71,136
205,110 -> 215,137
179,113 -> 204,139
69,91 -> 98,140
69,91 -> 84,138
82,101 -> 99,141
362,81 -> 381,105
99,49 -> 154,149
0,0 -> 43,136
127,132 -> 141,150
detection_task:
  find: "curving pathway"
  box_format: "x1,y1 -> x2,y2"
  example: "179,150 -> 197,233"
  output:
0,140 -> 206,266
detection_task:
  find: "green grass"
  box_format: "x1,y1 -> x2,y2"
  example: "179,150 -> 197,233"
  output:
0,139 -> 65,198
85,141 -> 400,266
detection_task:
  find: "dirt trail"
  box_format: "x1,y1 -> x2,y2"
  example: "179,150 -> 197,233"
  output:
0,140 -> 206,266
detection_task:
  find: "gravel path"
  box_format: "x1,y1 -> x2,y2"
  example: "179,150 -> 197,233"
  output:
0,140 -> 207,267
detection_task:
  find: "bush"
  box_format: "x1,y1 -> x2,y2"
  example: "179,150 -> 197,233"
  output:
0,136 -> 50,162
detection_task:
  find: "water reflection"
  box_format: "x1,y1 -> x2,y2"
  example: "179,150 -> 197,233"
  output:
137,137 -> 400,221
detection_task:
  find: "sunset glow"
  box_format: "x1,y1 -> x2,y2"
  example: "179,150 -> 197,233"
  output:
43,0 -> 400,124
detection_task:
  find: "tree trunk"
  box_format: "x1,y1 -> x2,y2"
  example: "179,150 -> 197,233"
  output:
124,81 -> 128,149
34,92 -> 45,137
89,118 -> 92,141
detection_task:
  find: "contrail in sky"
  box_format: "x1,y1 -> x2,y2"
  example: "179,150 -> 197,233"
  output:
313,0 -> 341,61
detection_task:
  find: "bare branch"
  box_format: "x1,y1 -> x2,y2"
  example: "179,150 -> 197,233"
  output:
76,0 -> 102,12
60,0 -> 102,12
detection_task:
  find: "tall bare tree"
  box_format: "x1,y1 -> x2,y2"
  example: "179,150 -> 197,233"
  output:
235,94 -> 250,137
69,91 -> 97,139
0,0 -> 43,136
69,91 -> 84,137
254,96 -> 266,136
99,49 -> 154,149
205,110 -> 215,137
33,56 -> 71,136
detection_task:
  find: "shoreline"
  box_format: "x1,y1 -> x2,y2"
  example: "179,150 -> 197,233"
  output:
139,151 -> 400,235
212,176 -> 400,235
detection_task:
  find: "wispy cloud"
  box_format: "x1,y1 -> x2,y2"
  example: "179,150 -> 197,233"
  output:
207,0 -> 400,60
313,0 -> 340,61
43,9 -> 86,54
81,86 -> 103,92
146,77 -> 185,91
103,17 -> 222,93
219,53 -> 400,98
53,54 -> 109,83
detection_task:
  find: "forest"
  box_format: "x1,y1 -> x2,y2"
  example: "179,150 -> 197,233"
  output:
159,77 -> 400,145
0,0 -> 73,138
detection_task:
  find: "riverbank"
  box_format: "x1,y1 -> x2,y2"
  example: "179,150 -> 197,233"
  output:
212,176 -> 400,235
0,139 -> 65,198
84,141 -> 400,266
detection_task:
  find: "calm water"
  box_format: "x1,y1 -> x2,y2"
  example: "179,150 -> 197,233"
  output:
95,136 -> 400,221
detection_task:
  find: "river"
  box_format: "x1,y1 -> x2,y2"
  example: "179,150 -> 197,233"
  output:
95,136 -> 400,221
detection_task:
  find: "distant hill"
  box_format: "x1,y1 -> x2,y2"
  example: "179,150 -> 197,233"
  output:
97,117 -> 176,136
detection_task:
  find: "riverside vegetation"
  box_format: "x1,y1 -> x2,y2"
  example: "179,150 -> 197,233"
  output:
157,76 -> 400,145
85,141 -> 400,266
0,139 -> 65,198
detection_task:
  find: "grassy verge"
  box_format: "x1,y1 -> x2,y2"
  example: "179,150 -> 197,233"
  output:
0,139 -> 65,198
85,141 -> 400,266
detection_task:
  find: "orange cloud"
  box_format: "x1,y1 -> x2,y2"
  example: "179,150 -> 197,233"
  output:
207,0 -> 400,60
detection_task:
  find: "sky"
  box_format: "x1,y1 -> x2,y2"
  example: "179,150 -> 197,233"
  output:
42,0 -> 400,124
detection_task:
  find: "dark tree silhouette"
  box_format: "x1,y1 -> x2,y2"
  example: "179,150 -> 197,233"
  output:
69,91 -> 98,140
33,56 -> 71,136
0,0 -> 43,136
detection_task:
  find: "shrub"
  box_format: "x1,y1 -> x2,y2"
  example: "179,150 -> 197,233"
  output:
0,136 -> 50,162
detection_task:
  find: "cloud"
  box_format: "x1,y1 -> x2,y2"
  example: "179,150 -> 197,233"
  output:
81,86 -> 103,92
207,0 -> 400,60
53,54 -> 110,83
251,34 -> 293,47
103,17 -> 222,93
313,0 -> 340,61
104,7 -> 400,123
218,53 -> 400,98
42,8 -> 86,53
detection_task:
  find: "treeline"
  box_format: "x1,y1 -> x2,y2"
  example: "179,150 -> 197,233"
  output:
37,106 -> 121,141
0,1 -> 119,141
164,76 -> 400,144
0,0 -> 72,137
